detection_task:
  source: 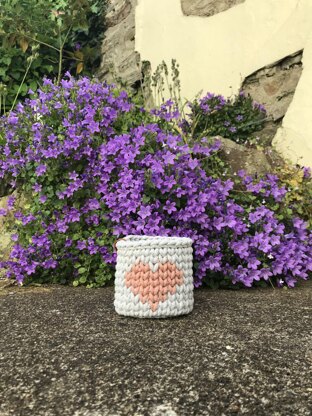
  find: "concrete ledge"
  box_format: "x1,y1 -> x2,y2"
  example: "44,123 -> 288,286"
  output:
0,282 -> 312,415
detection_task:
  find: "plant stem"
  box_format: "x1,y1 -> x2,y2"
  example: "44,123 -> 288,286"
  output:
57,25 -> 72,85
57,46 -> 63,85
10,57 -> 33,112
268,278 -> 275,290
13,33 -> 60,52
14,32 -> 83,61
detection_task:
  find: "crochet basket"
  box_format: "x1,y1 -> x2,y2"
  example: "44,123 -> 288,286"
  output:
114,235 -> 194,318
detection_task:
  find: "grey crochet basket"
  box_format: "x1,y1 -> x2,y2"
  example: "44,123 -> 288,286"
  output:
114,235 -> 194,318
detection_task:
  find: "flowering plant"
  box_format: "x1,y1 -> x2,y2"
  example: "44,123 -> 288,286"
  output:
0,75 -> 311,288
186,91 -> 267,144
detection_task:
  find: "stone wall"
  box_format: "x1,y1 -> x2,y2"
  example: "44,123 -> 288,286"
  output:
99,0 -> 312,166
98,0 -> 140,87
218,137 -> 277,175
242,50 -> 303,144
99,0 -> 245,86
135,0 -> 312,167
181,0 -> 245,17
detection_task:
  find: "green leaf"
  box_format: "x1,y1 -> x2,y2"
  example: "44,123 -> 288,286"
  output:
142,195 -> 151,203
90,4 -> 99,13
29,80 -> 37,91
1,56 -> 11,65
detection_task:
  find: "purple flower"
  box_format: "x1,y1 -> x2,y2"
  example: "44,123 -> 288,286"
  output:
39,195 -> 47,204
56,221 -> 68,233
33,183 -> 42,193
43,259 -> 58,269
7,115 -> 19,125
7,196 -> 16,209
65,239 -> 73,248
87,199 -> 100,211
303,167 -> 311,179
138,205 -> 152,219
25,263 -> 38,275
11,234 -> 19,242
163,201 -> 177,214
0,208 -> 7,216
77,240 -> 87,250
253,102 -> 266,113
35,164 -> 47,177
22,214 -> 36,225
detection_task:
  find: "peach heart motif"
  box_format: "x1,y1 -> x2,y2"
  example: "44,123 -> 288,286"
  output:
125,262 -> 184,312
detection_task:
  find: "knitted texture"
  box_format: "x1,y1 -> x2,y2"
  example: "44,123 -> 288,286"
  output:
114,236 -> 194,318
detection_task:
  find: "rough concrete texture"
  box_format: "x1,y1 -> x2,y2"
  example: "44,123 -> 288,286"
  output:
98,0 -> 141,87
180,0 -> 245,17
1,281 -> 312,416
242,51 -> 303,143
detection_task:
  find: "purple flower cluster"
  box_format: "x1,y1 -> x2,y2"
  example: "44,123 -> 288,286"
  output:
198,93 -> 226,113
188,90 -> 267,144
0,75 -> 311,287
238,171 -> 287,201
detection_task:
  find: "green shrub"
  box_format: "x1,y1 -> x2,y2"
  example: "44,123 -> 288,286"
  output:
0,0 -> 106,112
0,76 -> 311,290
187,91 -> 267,144
274,164 -> 312,228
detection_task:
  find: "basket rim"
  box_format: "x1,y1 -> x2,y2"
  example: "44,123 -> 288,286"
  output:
116,235 -> 193,249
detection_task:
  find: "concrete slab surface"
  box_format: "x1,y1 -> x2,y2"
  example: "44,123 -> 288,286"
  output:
0,281 -> 312,416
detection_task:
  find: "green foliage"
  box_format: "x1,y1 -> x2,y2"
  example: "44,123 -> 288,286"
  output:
139,59 -> 267,146
137,61 -> 312,242
188,92 -> 267,144
150,60 -> 182,107
136,59 -> 183,112
0,0 -> 107,112
274,165 -> 312,228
